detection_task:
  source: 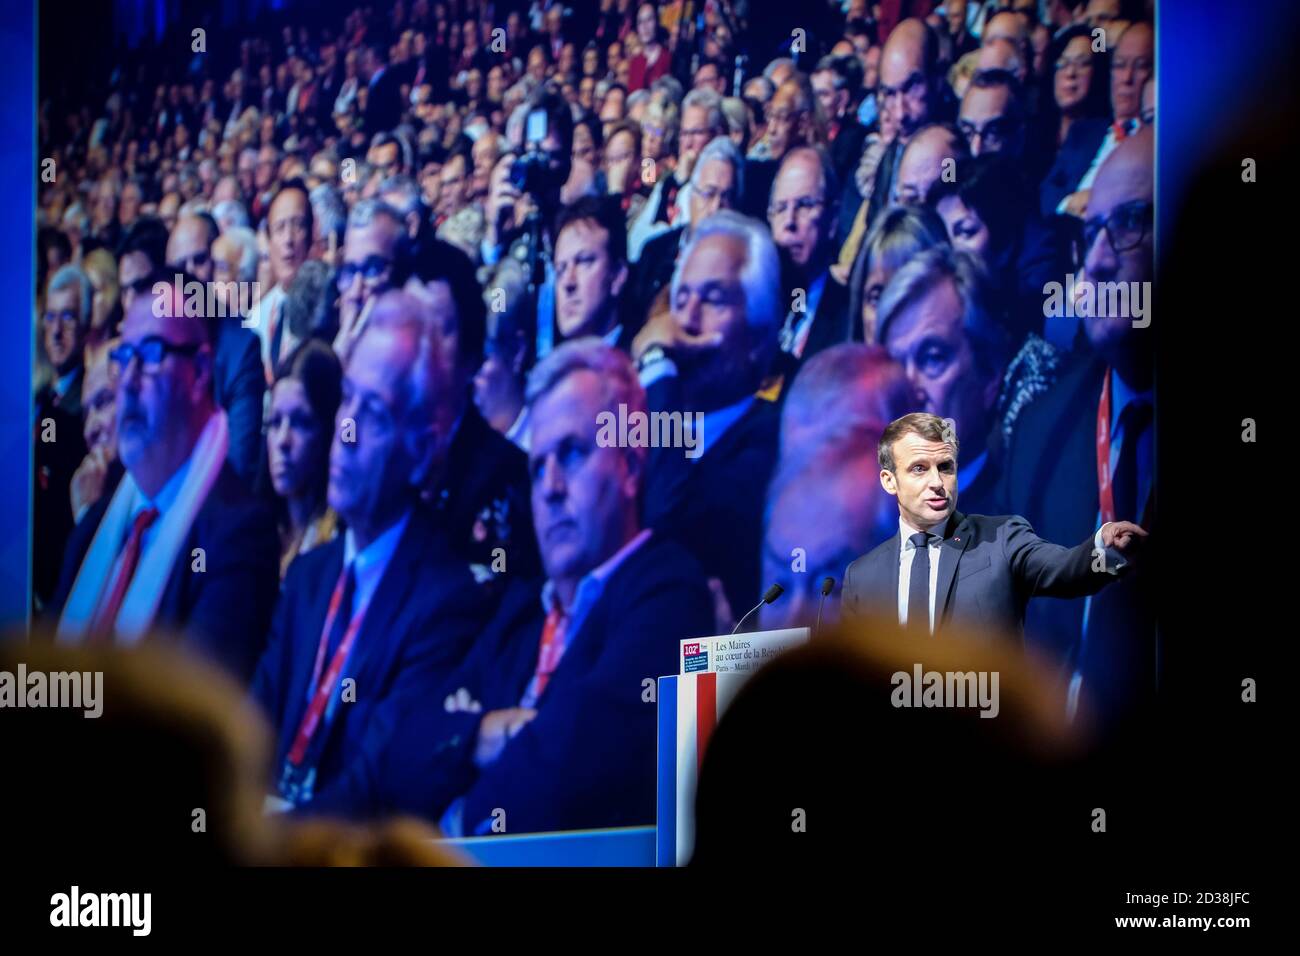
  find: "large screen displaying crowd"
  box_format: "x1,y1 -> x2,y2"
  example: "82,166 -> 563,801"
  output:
33,0 -> 1156,834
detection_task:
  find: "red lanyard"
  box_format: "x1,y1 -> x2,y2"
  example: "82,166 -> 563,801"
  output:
524,606 -> 567,706
286,568 -> 369,767
1095,369 -> 1116,525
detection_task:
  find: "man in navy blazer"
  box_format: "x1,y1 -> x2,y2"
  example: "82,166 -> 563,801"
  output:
252,291 -> 490,814
365,340 -> 714,834
842,413 -> 1146,641
51,287 -> 278,684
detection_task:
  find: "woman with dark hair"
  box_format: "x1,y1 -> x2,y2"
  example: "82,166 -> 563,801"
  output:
1044,23 -> 1112,148
264,339 -> 343,576
846,205 -> 950,344
1038,23 -> 1112,217
929,153 -> 1069,344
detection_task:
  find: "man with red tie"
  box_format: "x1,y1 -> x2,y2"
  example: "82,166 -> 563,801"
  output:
52,284 -> 279,682
252,291 -> 491,813
1001,127 -> 1156,733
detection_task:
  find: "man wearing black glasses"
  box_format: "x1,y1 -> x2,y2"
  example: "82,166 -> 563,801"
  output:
52,285 -> 279,684
863,19 -> 948,235
334,198 -> 404,361
1002,127 -> 1156,736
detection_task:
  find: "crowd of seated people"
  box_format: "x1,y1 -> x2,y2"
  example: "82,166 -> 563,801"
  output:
32,0 -> 1156,833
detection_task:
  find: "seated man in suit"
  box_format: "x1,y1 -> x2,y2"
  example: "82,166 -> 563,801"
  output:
842,412 -> 1145,641
35,265 -> 93,609
397,234 -> 541,592
53,284 -> 279,683
632,210 -> 784,623
768,146 -> 852,386
372,340 -> 714,833
630,135 -> 744,322
252,291 -> 491,814
165,215 -> 265,486
1002,127 -> 1156,728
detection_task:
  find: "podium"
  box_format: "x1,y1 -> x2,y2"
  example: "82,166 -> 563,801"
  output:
655,628 -> 809,866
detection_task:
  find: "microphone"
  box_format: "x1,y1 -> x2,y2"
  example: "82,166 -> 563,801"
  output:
814,576 -> 835,636
732,583 -> 784,634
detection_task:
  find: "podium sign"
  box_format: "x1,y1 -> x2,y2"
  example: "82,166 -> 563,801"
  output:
657,628 -> 809,866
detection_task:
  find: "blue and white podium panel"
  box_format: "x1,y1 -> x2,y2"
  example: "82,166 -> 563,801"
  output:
657,628 -> 809,866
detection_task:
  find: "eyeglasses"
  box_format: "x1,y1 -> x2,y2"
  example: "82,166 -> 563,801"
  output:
1112,56 -> 1153,77
768,196 -> 825,222
110,335 -> 202,372
336,255 -> 393,289
878,72 -> 925,102
124,276 -> 156,296
765,109 -> 804,126
958,116 -> 1015,149
1055,55 -> 1093,73
42,308 -> 81,328
1076,200 -> 1153,263
167,250 -> 211,273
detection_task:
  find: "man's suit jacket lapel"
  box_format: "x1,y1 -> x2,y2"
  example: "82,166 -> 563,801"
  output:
936,512 -> 973,628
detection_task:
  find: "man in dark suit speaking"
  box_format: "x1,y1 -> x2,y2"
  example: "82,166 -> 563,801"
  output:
842,412 -> 1146,640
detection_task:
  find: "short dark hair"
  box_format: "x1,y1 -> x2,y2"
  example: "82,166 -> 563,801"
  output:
118,216 -> 170,271
926,153 -> 1029,253
529,87 -> 575,155
274,338 -> 343,442
394,237 -> 487,372
269,178 -> 315,238
969,68 -> 1023,111
879,412 -> 958,472
574,113 -> 604,150
554,195 -> 627,265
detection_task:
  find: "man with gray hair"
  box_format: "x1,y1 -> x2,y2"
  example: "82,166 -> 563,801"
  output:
309,184 -> 347,267
35,265 -> 95,607
335,198 -> 406,360
212,199 -> 251,234
40,265 -> 94,417
634,210 -> 784,621
378,174 -> 427,241
254,289 -> 492,816
629,134 -> 745,319
875,245 -> 1011,516
366,338 -> 714,832
769,145 -> 851,383
627,87 -> 727,260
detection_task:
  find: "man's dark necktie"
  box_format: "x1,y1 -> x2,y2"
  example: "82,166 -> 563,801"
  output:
908,531 -> 932,631
1112,400 -> 1153,523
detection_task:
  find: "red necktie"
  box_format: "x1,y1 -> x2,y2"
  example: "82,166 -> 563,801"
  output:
89,507 -> 159,643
